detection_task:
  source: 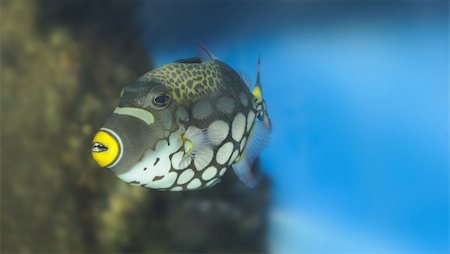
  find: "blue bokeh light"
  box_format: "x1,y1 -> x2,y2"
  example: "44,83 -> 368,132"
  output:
139,1 -> 448,252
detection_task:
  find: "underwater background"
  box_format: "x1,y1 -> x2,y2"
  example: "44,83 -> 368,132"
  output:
1,0 -> 448,253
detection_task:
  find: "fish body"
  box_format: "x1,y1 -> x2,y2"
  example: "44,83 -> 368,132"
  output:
91,45 -> 271,191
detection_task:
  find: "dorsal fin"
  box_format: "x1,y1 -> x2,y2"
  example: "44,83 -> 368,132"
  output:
252,55 -> 263,103
196,40 -> 217,62
256,55 -> 261,86
174,57 -> 202,64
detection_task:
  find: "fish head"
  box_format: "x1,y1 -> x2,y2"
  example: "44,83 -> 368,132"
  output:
91,75 -> 184,187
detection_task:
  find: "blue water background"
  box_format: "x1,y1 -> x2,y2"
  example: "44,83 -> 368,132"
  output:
138,1 -> 449,252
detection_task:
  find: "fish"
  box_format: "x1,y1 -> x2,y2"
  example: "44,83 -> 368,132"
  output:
90,43 -> 271,191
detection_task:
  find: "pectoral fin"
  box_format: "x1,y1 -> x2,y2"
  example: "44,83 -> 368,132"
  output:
179,126 -> 215,169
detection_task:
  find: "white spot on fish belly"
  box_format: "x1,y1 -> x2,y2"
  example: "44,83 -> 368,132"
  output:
219,167 -> 227,176
229,150 -> 239,165
187,178 -> 201,189
232,113 -> 246,141
247,111 -> 255,132
216,142 -> 233,165
194,147 -> 213,171
171,186 -> 183,191
208,120 -> 229,145
153,171 -> 177,189
202,166 -> 217,181
177,168 -> 194,185
117,130 -> 182,189
206,178 -> 220,187
171,151 -> 191,170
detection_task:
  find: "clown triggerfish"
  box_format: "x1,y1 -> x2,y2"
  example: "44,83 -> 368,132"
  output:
91,44 -> 271,191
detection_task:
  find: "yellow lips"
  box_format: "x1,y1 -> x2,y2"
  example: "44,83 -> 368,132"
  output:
91,130 -> 121,168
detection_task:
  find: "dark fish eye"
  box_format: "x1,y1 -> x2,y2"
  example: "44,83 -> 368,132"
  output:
152,93 -> 172,108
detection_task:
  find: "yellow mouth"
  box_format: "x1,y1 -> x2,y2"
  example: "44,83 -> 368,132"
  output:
91,129 -> 121,168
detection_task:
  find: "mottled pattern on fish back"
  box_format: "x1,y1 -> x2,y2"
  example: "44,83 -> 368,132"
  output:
142,61 -> 225,102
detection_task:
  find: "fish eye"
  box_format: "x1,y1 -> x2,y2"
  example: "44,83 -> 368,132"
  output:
152,93 -> 172,108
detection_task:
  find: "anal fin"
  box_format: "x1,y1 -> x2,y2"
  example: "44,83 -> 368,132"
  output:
232,159 -> 257,188
232,118 -> 271,187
